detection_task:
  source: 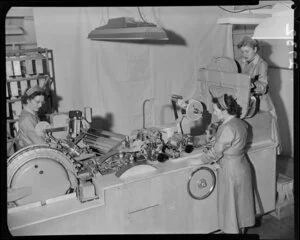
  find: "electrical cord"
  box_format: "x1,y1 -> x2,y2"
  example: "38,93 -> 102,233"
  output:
152,7 -> 162,27
99,7 -> 109,25
138,7 -> 148,23
100,8 -> 106,25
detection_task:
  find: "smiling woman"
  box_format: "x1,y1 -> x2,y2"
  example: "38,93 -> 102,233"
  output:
17,85 -> 48,149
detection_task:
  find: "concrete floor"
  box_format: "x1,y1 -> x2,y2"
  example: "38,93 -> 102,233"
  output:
247,210 -> 295,239
245,155 -> 295,239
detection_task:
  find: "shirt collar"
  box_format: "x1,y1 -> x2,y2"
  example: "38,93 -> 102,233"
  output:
251,54 -> 260,65
242,54 -> 260,65
222,115 -> 235,124
23,106 -> 37,117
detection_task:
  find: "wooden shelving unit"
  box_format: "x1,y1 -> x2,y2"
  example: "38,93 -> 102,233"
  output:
6,47 -> 57,156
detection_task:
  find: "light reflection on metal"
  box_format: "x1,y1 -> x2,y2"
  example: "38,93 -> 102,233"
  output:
187,166 -> 216,200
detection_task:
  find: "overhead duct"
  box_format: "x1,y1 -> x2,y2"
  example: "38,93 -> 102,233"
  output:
217,13 -> 270,25
88,17 -> 168,41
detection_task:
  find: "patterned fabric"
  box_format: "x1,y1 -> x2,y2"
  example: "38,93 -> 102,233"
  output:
17,109 -> 47,149
200,117 -> 255,233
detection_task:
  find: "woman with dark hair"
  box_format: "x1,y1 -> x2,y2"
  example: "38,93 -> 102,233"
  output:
199,94 -> 255,234
17,85 -> 48,149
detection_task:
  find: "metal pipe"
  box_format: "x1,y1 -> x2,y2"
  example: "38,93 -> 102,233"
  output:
142,98 -> 155,129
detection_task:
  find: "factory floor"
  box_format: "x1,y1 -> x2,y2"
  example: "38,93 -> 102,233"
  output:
246,155 -> 295,239
246,210 -> 295,239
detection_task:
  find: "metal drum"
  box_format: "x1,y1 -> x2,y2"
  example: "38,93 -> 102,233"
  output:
187,166 -> 216,200
7,145 -> 78,206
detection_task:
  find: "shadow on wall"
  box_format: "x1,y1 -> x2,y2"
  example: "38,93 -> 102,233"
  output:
190,103 -> 212,136
93,28 -> 187,46
50,90 -> 62,112
159,104 -> 174,126
260,41 -> 291,155
91,113 -> 114,131
38,90 -> 62,121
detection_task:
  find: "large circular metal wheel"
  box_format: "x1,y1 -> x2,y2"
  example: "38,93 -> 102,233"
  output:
187,166 -> 216,200
186,100 -> 203,121
7,145 -> 78,206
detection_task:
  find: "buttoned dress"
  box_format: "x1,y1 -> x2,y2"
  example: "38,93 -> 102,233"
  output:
17,109 -> 47,149
200,117 -> 255,233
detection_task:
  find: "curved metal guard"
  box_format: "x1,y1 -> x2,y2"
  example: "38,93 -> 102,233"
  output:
187,166 -> 216,200
7,145 -> 78,206
185,99 -> 203,121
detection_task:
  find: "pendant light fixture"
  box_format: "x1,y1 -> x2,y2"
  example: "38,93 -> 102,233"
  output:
88,7 -> 168,41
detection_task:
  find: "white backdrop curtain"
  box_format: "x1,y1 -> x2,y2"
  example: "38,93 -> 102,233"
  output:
33,6 -> 233,135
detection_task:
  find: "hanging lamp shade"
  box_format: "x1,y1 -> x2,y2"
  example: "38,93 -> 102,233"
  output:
88,17 -> 168,41
252,9 -> 294,39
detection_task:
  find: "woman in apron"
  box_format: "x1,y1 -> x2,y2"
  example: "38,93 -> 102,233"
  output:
199,94 -> 255,234
237,36 -> 281,154
17,85 -> 48,149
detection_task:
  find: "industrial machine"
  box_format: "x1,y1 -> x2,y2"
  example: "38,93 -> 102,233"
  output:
7,57 -> 278,235
7,95 -> 205,208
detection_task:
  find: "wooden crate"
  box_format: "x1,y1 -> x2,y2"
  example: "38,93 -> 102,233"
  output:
270,173 -> 294,219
